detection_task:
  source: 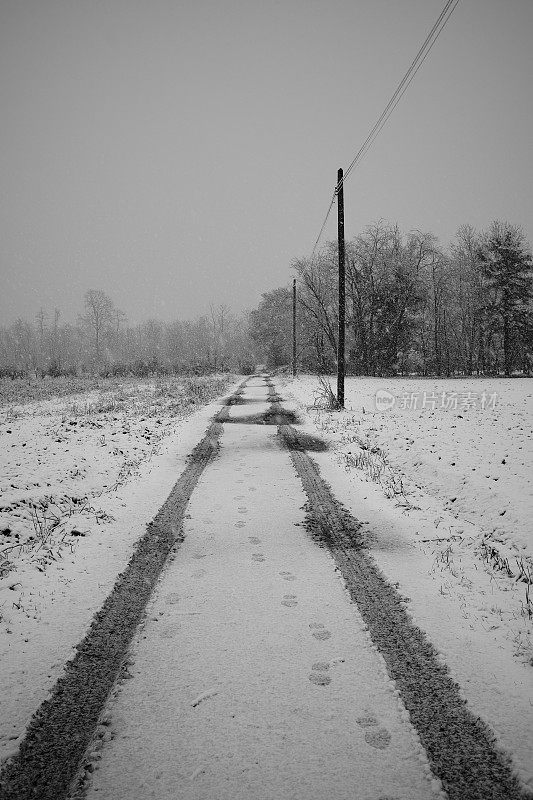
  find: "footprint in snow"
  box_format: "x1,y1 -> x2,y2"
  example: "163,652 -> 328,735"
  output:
160,623 -> 181,639
252,553 -> 265,562
248,536 -> 261,544
281,594 -> 298,607
357,715 -> 392,750
356,715 -> 379,728
364,728 -> 392,749
309,672 -> 331,686
312,628 -> 331,641
238,508 -> 248,515
279,571 -> 296,582
235,521 -> 246,528
309,661 -> 331,685
192,569 -> 206,579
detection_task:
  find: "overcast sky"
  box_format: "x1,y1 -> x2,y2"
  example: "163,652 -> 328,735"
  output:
1,0 -> 532,325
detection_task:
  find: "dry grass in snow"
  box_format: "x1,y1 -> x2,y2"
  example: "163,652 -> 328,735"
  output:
0,373 -> 234,760
0,375 -> 230,613
283,375 -> 533,659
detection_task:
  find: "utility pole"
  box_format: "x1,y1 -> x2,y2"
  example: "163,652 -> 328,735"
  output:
336,167 -> 345,409
292,278 -> 297,378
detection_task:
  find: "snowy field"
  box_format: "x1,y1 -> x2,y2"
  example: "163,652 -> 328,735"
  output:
281,374 -> 533,789
0,375 -> 234,761
283,374 -> 533,643
286,376 -> 532,558
1,372 -> 532,793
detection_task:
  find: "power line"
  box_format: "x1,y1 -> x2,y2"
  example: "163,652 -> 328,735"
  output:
311,0 -> 460,255
311,190 -> 337,256
343,0 -> 460,186
342,0 -> 458,186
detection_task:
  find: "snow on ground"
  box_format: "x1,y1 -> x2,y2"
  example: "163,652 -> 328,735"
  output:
84,380 -> 444,800
280,374 -> 533,791
0,375 -> 235,763
287,376 -> 532,557
2,373 -> 532,792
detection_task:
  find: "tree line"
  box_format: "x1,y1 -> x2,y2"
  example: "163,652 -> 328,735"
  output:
0,290 -> 255,377
3,219 -> 531,379
250,220 -> 533,377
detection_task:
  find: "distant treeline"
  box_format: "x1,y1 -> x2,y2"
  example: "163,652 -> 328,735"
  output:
3,219 -> 532,380
250,220 -> 533,377
0,293 -> 256,377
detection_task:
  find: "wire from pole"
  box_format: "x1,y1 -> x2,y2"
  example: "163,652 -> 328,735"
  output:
310,0 -> 460,253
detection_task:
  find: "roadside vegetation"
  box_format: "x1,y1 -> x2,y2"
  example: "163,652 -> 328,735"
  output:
0,295 -> 254,379
0,373 -> 233,582
2,219 -> 531,383
251,220 -> 533,378
285,374 -> 533,661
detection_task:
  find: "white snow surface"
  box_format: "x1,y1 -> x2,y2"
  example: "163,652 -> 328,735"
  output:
1,373 -> 532,797
288,376 -> 532,558
281,374 -> 533,790
0,377 -> 237,762
86,380 -> 444,800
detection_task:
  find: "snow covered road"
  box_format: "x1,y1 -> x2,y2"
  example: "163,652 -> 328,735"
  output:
1,375 -> 530,800
85,377 -> 439,800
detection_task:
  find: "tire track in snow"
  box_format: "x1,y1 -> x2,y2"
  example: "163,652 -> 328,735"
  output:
4,374 -> 527,800
271,383 -> 530,800
0,420 -> 224,800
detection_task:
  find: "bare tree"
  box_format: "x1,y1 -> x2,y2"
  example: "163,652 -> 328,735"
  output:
447,225 -> 487,374
79,289 -> 115,368
143,318 -> 164,367
348,221 -> 391,375
35,307 -> 47,375
292,246 -> 339,370
249,287 -> 294,369
209,304 -> 231,371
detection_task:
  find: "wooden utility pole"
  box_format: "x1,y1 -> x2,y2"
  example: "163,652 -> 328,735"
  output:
336,167 -> 345,409
292,278 -> 297,377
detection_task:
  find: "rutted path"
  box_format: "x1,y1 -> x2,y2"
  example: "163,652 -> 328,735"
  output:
0,412 -> 225,800
81,376 -> 439,800
1,376 -> 528,800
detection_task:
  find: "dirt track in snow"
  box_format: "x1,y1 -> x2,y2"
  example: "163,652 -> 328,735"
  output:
0,376 -> 530,800
0,415 -> 226,800
273,391 -> 527,799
